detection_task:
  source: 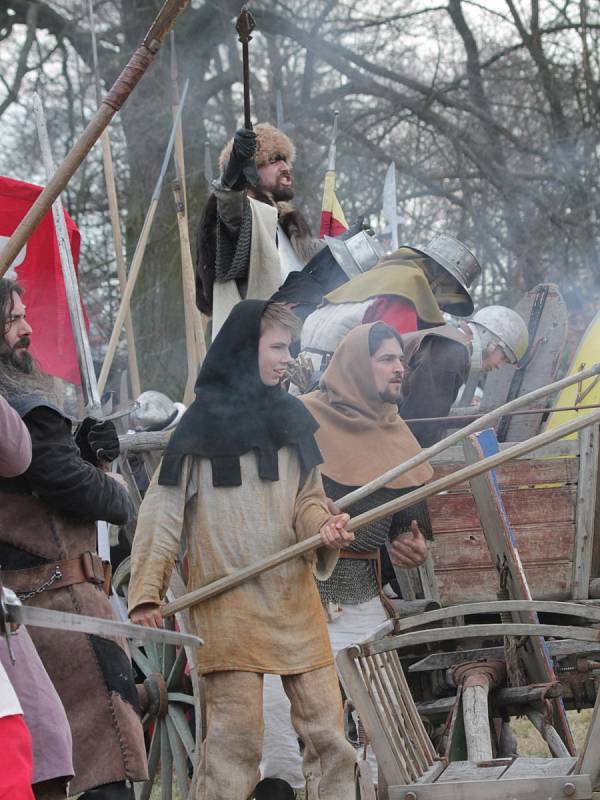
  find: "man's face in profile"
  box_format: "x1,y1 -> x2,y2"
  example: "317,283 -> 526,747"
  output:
2,291 -> 33,373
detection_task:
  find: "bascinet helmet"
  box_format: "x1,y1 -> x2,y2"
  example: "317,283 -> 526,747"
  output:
323,231 -> 384,280
470,305 -> 529,364
130,391 -> 186,432
414,234 -> 481,316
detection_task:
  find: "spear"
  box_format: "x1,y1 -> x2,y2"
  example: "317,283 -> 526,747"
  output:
97,79 -> 190,394
0,0 -> 191,278
236,7 -> 256,131
33,93 -> 101,414
87,0 -> 141,398
161,407 -> 600,616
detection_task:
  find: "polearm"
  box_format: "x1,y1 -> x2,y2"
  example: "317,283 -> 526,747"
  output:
88,0 -> 141,398
33,94 -> 101,414
406,402 -> 600,425
170,34 -> 205,402
0,0 -> 191,277
97,79 -> 190,394
162,407 -> 600,616
237,7 -> 256,130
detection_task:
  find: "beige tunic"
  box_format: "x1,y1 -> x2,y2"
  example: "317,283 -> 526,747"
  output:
128,448 -> 337,675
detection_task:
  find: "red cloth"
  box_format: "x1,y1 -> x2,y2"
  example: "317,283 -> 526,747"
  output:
0,176 -> 84,385
0,714 -> 35,799
362,296 -> 418,335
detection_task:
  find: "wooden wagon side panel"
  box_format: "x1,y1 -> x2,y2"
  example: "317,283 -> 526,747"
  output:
428,455 -> 578,605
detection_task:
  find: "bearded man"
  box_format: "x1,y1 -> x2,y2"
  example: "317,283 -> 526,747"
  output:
196,124 -> 320,336
0,279 -> 147,799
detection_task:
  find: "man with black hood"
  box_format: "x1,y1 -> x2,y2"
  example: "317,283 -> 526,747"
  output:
128,301 -> 358,799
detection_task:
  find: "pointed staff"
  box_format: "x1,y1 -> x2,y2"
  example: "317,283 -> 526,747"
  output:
0,0 -> 191,277
97,79 -> 190,394
170,34 -> 206,403
161,407 -> 600,616
34,93 -> 101,414
88,0 -> 141,398
236,7 -> 256,131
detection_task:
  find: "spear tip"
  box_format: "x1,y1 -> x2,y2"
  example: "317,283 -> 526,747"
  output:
236,6 -> 256,42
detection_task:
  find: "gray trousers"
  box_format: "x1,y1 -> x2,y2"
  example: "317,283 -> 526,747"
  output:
196,665 -> 357,799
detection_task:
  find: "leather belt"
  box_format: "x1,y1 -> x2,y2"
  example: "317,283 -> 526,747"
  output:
3,551 -> 112,599
337,549 -> 397,618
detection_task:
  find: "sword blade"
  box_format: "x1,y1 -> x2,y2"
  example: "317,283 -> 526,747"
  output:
7,604 -> 203,648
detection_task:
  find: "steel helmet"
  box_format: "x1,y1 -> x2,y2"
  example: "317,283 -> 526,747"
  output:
130,391 -> 186,432
414,234 -> 481,316
470,305 -> 529,364
324,230 -> 384,280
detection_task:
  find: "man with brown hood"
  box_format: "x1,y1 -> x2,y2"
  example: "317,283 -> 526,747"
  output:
196,123 -> 321,337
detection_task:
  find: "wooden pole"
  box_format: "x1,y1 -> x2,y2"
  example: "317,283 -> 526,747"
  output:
169,35 -> 205,403
97,80 -> 190,394
88,0 -> 141,398
161,407 -> 600,617
172,180 -> 206,403
0,0 -> 191,277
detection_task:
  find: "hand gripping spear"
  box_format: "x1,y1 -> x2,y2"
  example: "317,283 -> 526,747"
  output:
237,7 -> 256,131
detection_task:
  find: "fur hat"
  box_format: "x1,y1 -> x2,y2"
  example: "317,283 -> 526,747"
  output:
219,123 -> 296,172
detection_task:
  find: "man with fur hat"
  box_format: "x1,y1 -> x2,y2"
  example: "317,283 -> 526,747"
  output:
196,124 -> 320,337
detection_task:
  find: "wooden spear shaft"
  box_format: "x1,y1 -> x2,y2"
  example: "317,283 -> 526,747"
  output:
161,408 -> 600,617
97,80 -> 190,394
0,0 -> 191,278
88,0 -> 141,398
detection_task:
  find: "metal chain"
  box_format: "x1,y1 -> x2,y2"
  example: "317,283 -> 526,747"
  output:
18,566 -> 63,601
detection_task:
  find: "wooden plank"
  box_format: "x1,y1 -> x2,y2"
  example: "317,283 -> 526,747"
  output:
388,774 -> 593,800
432,458 -> 579,488
499,756 -> 577,778
435,563 -> 572,605
572,425 -> 600,599
435,760 -> 508,782
431,523 -> 575,568
429,487 -> 576,531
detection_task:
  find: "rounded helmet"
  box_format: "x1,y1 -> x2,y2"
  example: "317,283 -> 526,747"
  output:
414,234 -> 481,316
324,230 -> 384,280
130,391 -> 186,432
470,305 -> 529,364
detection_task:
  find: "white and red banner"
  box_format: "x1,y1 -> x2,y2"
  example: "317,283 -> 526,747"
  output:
0,175 -> 84,385
318,169 -> 348,239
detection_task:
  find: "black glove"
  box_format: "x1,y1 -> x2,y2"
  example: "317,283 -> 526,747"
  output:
75,418 -> 120,465
221,128 -> 259,190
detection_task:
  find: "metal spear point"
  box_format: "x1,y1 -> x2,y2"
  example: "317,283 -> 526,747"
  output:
236,6 -> 256,130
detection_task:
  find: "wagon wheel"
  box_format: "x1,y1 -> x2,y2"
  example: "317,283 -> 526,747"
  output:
113,557 -> 204,800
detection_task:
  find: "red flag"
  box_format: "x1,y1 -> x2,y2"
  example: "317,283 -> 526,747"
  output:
319,170 -> 348,239
0,176 -> 84,385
